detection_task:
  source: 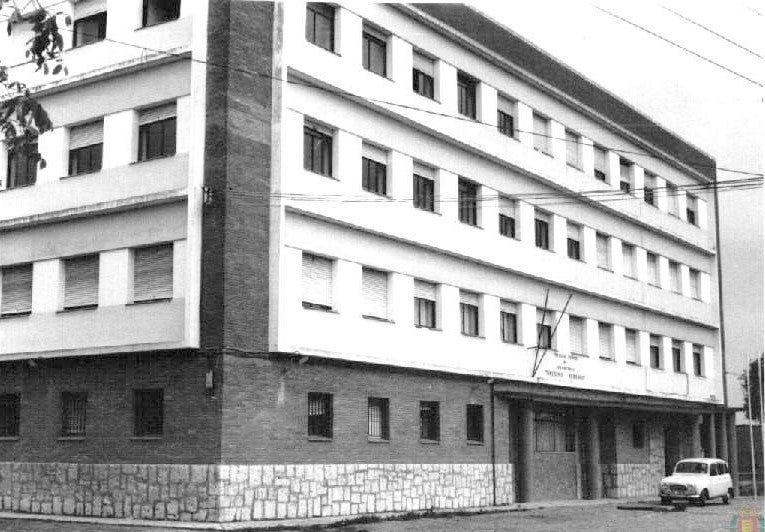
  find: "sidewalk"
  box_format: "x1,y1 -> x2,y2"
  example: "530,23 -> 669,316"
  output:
0,497 -> 637,531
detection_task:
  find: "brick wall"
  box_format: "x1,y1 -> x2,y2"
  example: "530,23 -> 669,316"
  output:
220,356 -> 510,465
0,352 -> 221,464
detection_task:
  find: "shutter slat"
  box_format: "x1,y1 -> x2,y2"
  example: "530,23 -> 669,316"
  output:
414,280 -> 436,300
500,300 -> 516,313
302,254 -> 333,307
74,0 -> 105,20
460,290 -> 478,306
138,103 -> 177,125
64,255 -> 99,308
1,265 -> 32,315
413,52 -> 434,76
594,147 -> 607,172
134,244 -> 173,302
413,162 -> 434,179
569,317 -> 583,354
567,223 -> 580,240
362,143 -> 387,165
497,96 -> 515,115
598,323 -> 612,358
69,120 -> 104,150
498,197 -> 515,217
362,268 -> 388,318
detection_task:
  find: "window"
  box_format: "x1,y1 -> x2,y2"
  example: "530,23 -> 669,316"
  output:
689,269 -> 701,299
632,422 -> 645,448
61,392 -> 87,437
565,130 -> 581,168
368,397 -> 389,440
362,25 -> 387,77
598,322 -> 613,360
68,121 -> 103,176
535,412 -> 574,452
305,3 -> 334,52
535,211 -> 550,250
619,159 -> 632,193
414,280 -> 437,329
361,267 -> 388,320
466,404 -> 484,443
672,340 -> 683,373
138,103 -> 176,161
532,113 -> 550,154
303,121 -> 333,177
693,344 -> 704,376
63,254 -> 99,310
596,233 -> 610,270
622,243 -> 636,278
625,329 -> 638,365
669,261 -> 681,293
419,401 -> 439,441
302,253 -> 333,311
361,143 -> 387,196
0,393 -> 20,438
458,178 -> 478,226
498,197 -> 516,238
567,222 -> 581,260
644,172 -> 656,206
412,51 -> 435,99
457,73 -> 477,119
460,290 -> 480,336
650,335 -> 662,369
666,182 -> 679,217
536,309 -> 552,349
73,12 -> 106,47
133,389 -> 163,437
307,393 -> 332,438
6,141 -> 38,189
647,252 -> 660,286
500,301 -> 518,344
142,0 -> 180,27
133,244 -> 173,303
686,194 -> 698,225
569,316 -> 585,355
413,164 -> 435,212
593,145 -> 607,181
1,264 -> 32,317
497,96 -> 516,138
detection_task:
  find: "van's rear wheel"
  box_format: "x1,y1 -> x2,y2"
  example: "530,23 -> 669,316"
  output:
698,489 -> 709,506
722,488 -> 733,504
660,497 -> 671,505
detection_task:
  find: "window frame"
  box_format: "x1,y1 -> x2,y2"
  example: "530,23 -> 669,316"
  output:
133,388 -> 163,437
68,143 -> 103,177
534,412 -> 575,453
412,51 -> 435,99
632,422 -> 645,448
500,307 -> 518,344
466,404 -> 484,444
303,122 -> 333,177
6,141 -> 39,189
1,263 -> 33,317
0,393 -> 20,438
413,173 -> 435,212
305,3 -> 335,52
457,73 -> 477,119
649,335 -> 662,370
457,178 -> 479,226
307,392 -> 333,439
534,214 -> 550,250
60,391 -> 87,438
367,397 -> 390,441
362,25 -> 388,77
72,11 -> 107,47
565,129 -> 581,169
460,293 -> 480,337
142,0 -> 181,28
692,345 -> 704,377
419,400 -> 440,442
132,243 -> 174,304
137,116 -> 176,162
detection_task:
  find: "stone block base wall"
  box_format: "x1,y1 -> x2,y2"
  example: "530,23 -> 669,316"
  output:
602,423 -> 665,498
0,462 -> 513,523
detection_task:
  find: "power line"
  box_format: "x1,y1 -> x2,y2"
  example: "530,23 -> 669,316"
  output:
3,10 -> 762,179
594,6 -> 763,87
661,6 -> 764,60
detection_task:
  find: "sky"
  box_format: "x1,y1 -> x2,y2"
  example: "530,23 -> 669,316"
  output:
475,0 -> 764,413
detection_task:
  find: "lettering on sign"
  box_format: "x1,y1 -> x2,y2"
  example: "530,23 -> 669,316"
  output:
543,352 -> 586,382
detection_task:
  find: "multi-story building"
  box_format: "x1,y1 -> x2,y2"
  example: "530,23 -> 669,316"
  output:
0,0 -> 736,524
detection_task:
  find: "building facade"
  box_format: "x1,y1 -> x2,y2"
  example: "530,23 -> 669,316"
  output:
0,0 -> 736,523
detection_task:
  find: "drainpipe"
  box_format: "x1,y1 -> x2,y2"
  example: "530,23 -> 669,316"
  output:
712,181 -> 728,406
489,379 -> 496,506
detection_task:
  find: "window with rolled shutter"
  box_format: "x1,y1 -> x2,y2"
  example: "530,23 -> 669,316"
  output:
70,121 -> 103,150
460,290 -> 480,336
593,146 -> 607,180
1,264 -> 33,316
138,102 -> 177,161
414,280 -> 437,328
567,222 -> 581,260
362,267 -> 388,319
302,253 -> 333,310
133,244 -> 173,303
569,316 -> 584,355
669,261 -> 680,293
63,255 -> 99,310
500,300 -> 518,344
596,233 -> 610,270
533,113 -> 549,153
650,335 -> 662,369
598,322 -> 613,359
622,244 -> 636,278
647,253 -> 659,286
565,130 -> 580,168
689,269 -> 700,298
69,120 -> 104,175
625,329 -> 638,364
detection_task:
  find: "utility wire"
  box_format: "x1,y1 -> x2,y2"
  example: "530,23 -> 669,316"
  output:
38,22 -> 761,179
594,6 -> 763,87
661,6 -> 764,60
2,9 -> 762,179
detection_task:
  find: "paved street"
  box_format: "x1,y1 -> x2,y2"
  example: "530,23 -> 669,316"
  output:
0,498 -> 761,532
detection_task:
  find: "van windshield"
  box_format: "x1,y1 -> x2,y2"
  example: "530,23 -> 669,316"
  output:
675,462 -> 708,474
